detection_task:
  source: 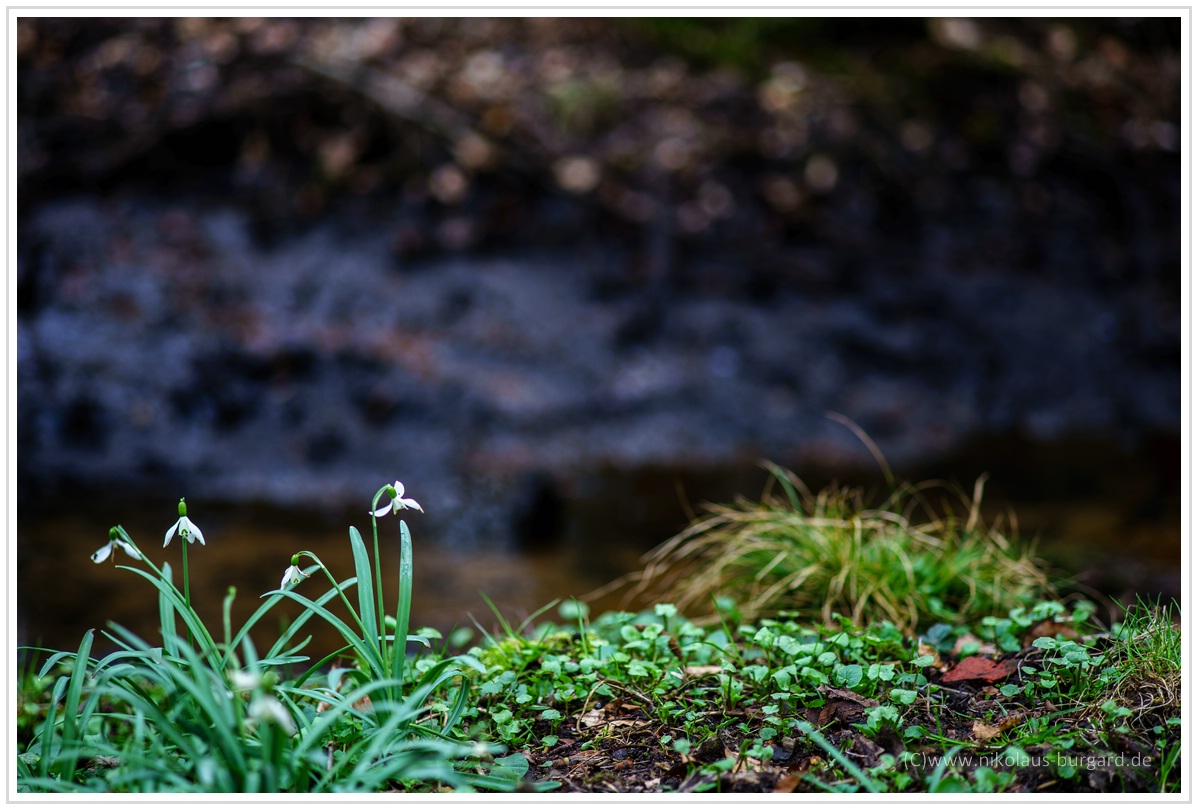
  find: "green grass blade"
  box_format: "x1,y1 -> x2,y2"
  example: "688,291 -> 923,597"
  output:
54,629 -> 94,780
121,563 -> 220,665
36,676 -> 68,779
927,744 -> 966,791
32,647 -> 82,680
391,519 -> 414,697
793,718 -> 883,793
269,588 -> 386,678
259,571 -> 356,662
157,562 -> 179,658
348,526 -> 381,664
168,642 -> 250,781
764,459 -> 804,512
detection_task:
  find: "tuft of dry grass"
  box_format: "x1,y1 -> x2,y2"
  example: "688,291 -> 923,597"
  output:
1087,599 -> 1181,730
625,462 -> 1055,633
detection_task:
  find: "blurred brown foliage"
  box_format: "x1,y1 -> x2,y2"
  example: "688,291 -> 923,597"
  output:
18,17 -> 1180,259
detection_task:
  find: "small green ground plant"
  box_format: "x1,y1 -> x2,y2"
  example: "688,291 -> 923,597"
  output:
17,484 -> 532,793
431,596 -> 1180,793
625,461 -> 1053,631
16,477 -> 1179,794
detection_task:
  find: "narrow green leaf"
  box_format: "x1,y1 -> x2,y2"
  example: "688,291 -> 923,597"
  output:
120,563 -> 220,667
272,589 -> 386,679
348,526 -> 380,665
39,673 -> 68,778
157,562 -> 179,658
793,719 -> 882,793
55,629 -> 94,779
392,519 -> 414,699
258,573 -> 357,663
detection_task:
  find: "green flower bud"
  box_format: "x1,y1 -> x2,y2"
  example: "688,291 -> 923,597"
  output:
177,498 -> 188,517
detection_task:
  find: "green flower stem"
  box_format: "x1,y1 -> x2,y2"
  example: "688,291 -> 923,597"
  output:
181,537 -> 193,647
370,486 -> 390,671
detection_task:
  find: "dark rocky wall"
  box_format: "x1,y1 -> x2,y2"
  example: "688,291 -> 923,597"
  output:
16,17 -> 1181,553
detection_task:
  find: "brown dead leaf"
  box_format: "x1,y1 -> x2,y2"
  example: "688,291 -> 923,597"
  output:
972,721 -> 1003,743
818,685 -> 879,706
818,699 -> 868,725
317,694 -> 373,714
684,665 -> 723,678
942,655 -> 1016,684
774,772 -> 802,793
316,671 -> 376,714
813,685 -> 880,725
917,641 -> 944,670
577,708 -> 605,728
952,632 -> 997,657
787,755 -> 824,775
1022,619 -> 1079,647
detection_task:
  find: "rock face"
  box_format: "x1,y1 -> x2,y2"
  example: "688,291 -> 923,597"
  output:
17,193 -> 1179,545
16,18 -> 1181,552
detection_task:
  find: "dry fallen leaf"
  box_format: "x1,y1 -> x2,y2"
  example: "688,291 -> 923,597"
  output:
952,632 -> 997,656
941,655 -> 1016,684
917,641 -> 944,669
818,685 -> 879,706
774,772 -> 802,793
1023,619 -> 1080,647
972,721 -> 1003,742
577,708 -> 605,728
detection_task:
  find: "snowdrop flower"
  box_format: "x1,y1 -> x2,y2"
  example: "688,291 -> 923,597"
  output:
92,527 -> 142,564
281,557 -> 310,590
164,498 -> 205,547
229,669 -> 261,691
371,480 -> 423,517
248,694 -> 297,736
229,668 -> 279,693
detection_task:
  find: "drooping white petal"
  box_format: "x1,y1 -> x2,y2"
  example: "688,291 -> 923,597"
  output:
164,519 -> 180,547
185,517 -> 206,546
371,504 -> 392,518
249,695 -> 297,736
117,540 -> 142,560
91,543 -> 114,564
399,496 -> 423,512
280,564 -> 308,589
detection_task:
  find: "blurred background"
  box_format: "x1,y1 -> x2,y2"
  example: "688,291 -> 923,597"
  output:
16,17 -> 1181,654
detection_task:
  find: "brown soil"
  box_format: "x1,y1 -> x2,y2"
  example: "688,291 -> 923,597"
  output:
486,644 -> 1178,793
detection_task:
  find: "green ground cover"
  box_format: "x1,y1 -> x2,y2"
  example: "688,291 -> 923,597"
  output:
16,475 -> 1180,794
